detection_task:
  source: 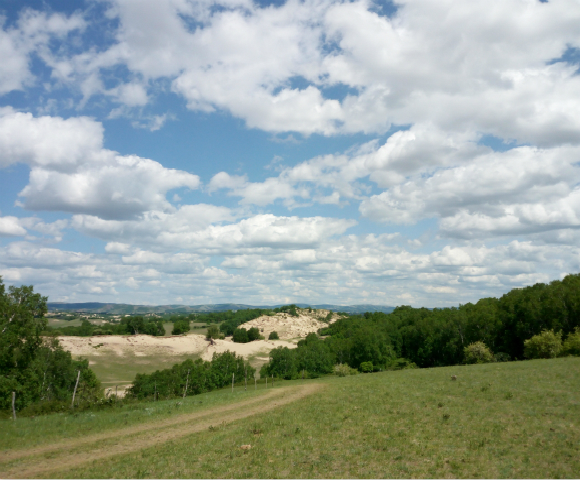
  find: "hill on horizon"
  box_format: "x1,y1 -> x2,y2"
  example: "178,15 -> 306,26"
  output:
46,302 -> 396,315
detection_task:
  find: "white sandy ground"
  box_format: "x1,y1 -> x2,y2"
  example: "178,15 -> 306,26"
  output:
57,334 -> 296,362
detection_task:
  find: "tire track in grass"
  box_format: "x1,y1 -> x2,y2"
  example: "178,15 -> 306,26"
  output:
1,387 -> 284,462
0,383 -> 323,479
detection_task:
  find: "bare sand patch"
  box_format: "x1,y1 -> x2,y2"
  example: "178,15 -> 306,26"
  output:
58,334 -> 296,362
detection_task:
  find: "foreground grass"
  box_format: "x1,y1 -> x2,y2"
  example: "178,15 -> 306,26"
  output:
2,358 -> 579,478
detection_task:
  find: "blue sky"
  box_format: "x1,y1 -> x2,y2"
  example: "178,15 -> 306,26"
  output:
1,0 -> 580,307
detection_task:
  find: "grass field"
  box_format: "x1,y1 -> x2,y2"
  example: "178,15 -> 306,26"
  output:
47,318 -> 83,328
1,357 -> 579,478
88,352 -> 200,386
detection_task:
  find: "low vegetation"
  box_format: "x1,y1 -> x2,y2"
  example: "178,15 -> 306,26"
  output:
1,358 -> 578,478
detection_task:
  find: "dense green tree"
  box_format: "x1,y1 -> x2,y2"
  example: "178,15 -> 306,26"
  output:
172,320 -> 190,335
206,325 -> 220,340
0,278 -> 100,412
247,327 -> 261,341
232,328 -> 249,343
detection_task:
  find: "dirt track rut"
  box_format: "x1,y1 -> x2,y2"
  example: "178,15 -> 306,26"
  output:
0,383 -> 322,479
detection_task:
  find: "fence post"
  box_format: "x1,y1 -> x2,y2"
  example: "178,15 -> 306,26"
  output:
245,367 -> 247,391
272,374 -> 274,387
266,376 -> 267,388
232,373 -> 234,393
255,377 -> 257,390
71,370 -> 80,408
183,369 -> 190,400
12,391 -> 16,421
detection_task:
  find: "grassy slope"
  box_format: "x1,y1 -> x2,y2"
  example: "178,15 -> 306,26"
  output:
2,358 -> 579,478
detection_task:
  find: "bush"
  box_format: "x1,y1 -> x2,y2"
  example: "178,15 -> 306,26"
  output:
360,361 -> 373,373
562,327 -> 580,356
233,328 -> 249,343
524,329 -> 562,359
334,363 -> 358,377
172,320 -> 190,336
247,327 -> 261,341
464,341 -> 494,364
268,331 -> 279,340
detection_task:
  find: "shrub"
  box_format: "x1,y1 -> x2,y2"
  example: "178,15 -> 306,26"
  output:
524,329 -> 562,359
334,363 -> 358,377
464,341 -> 494,364
562,327 -> 580,356
268,331 -> 279,340
360,361 -> 373,373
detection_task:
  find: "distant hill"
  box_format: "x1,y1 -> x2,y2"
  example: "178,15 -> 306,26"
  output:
47,302 -> 396,315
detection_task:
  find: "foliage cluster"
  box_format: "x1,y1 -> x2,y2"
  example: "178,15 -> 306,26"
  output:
524,329 -> 563,359
0,278 -> 101,413
464,341 -> 494,363
333,363 -> 358,377
128,351 -> 255,400
260,274 -> 580,376
268,331 -> 279,340
563,327 -> 580,356
232,327 -> 262,343
171,319 -> 190,335
206,325 -> 221,340
317,273 -> 580,368
274,304 -> 299,317
522,327 -> 580,358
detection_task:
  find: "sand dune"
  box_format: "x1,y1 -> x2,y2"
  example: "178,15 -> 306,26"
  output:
237,308 -> 339,340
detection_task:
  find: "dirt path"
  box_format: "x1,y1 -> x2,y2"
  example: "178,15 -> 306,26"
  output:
0,383 -> 323,479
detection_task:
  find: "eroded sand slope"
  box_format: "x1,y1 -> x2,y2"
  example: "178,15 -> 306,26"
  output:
238,308 -> 338,340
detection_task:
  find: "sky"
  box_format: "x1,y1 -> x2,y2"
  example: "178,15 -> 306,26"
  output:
1,0 -> 580,307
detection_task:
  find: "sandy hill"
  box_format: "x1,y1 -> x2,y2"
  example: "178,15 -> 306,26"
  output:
238,308 -> 339,340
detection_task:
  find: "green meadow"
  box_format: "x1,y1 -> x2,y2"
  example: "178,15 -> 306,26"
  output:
1,357 -> 579,478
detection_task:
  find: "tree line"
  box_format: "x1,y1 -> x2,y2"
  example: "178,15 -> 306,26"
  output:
129,351 -> 255,400
262,273 -> 580,378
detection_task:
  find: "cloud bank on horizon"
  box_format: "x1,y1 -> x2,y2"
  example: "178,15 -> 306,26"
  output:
1,0 -> 580,307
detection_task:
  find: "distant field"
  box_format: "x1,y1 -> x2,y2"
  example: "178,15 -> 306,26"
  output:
1,357 -> 579,478
88,352 -> 199,386
162,322 -> 210,337
47,318 -> 83,328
